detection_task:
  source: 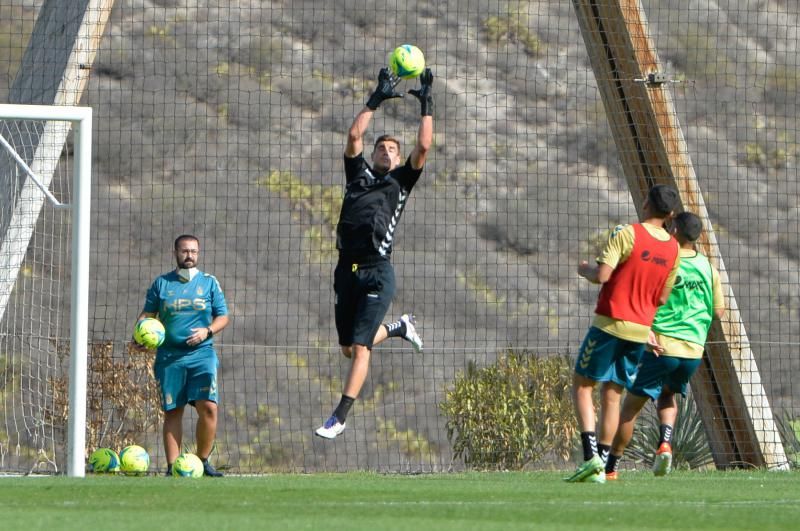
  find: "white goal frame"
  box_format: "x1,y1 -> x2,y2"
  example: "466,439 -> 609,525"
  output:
0,104 -> 92,477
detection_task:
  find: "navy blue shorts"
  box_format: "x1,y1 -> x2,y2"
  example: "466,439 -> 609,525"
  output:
334,256 -> 395,349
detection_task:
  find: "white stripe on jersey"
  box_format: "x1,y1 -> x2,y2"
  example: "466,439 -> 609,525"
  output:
379,189 -> 408,256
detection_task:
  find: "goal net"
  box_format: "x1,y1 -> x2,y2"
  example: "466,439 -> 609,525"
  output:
0,104 -> 91,476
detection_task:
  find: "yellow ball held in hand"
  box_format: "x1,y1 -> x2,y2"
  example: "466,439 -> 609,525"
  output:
133,317 -> 166,349
389,44 -> 425,79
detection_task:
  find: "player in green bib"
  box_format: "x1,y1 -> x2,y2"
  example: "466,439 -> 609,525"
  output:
604,212 -> 725,479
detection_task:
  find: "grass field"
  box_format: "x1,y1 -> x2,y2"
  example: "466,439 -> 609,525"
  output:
1,471 -> 798,530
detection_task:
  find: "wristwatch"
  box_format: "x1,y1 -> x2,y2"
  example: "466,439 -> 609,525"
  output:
206,327 -> 214,338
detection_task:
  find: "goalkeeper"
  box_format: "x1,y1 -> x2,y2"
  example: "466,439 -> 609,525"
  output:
315,67 -> 433,439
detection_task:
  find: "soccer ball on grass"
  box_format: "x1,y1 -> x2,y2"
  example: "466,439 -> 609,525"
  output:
88,447 -> 120,473
119,444 -> 150,475
172,452 -> 204,478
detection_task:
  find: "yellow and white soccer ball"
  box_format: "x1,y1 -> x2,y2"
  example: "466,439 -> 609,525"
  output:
133,317 -> 166,349
119,444 -> 150,475
172,452 -> 204,478
389,44 -> 425,79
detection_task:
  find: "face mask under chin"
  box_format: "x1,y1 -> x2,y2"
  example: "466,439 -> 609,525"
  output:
177,267 -> 198,282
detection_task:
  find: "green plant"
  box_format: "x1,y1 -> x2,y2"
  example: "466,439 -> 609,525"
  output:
456,269 -> 506,307
741,141 -> 794,170
376,417 -> 436,462
483,13 -> 542,56
256,170 -> 342,262
439,351 -> 576,470
625,392 -> 713,470
742,143 -> 766,167
774,411 -> 800,469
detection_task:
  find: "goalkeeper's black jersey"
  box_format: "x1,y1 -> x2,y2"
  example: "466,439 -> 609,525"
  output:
336,153 -> 422,258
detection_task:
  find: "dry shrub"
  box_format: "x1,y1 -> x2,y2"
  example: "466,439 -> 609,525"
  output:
50,341 -> 162,453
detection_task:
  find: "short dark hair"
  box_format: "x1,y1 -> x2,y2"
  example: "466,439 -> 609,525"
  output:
673,212 -> 703,243
174,234 -> 200,250
373,134 -> 401,152
647,185 -> 680,218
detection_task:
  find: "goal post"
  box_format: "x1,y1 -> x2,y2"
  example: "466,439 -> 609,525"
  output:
0,103 -> 92,477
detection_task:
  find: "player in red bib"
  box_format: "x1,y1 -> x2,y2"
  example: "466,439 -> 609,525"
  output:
604,212 -> 726,479
565,185 -> 681,483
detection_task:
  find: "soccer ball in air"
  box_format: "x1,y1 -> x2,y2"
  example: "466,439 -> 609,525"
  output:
133,317 -> 165,349
172,452 -> 204,478
119,444 -> 150,475
389,44 -> 425,79
88,447 -> 120,473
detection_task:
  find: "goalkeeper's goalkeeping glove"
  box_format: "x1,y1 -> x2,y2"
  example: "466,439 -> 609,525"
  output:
366,67 -> 403,110
408,68 -> 433,117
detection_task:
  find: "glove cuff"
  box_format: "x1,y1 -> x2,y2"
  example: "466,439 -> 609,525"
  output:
420,97 -> 433,117
366,92 -> 383,110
